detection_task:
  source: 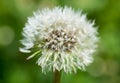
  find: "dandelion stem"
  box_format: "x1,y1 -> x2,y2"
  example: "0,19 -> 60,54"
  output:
54,70 -> 61,83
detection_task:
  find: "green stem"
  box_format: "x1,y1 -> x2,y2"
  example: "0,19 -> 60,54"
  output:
54,70 -> 61,83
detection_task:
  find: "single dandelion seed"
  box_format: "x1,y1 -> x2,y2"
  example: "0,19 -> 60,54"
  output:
20,6 -> 99,74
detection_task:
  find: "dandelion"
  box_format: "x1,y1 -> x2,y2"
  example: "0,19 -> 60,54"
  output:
20,6 -> 98,74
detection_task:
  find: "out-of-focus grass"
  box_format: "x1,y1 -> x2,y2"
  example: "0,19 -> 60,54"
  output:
0,0 -> 120,83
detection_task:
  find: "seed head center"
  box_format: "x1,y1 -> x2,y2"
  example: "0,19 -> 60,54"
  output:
44,29 -> 77,52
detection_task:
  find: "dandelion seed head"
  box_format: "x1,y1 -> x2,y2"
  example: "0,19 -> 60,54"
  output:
20,6 -> 99,73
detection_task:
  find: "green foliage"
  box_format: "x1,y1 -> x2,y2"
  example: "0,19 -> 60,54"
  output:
0,0 -> 120,83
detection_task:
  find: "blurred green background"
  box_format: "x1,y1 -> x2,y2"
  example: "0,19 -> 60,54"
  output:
0,0 -> 120,83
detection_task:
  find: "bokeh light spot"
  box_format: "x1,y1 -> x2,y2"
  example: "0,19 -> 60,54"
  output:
0,26 -> 14,46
